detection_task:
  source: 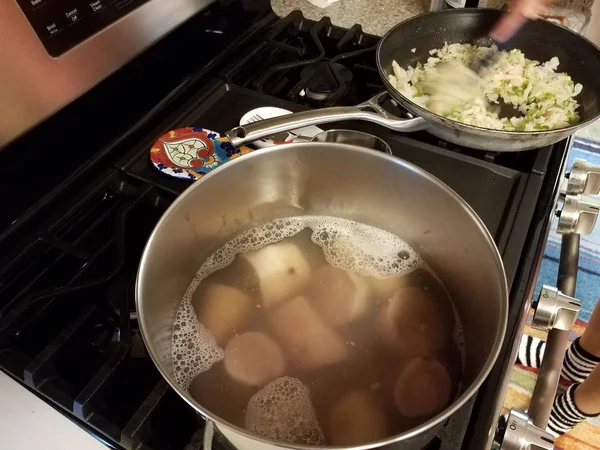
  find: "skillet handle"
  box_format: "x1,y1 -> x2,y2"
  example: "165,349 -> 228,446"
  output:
225,92 -> 428,148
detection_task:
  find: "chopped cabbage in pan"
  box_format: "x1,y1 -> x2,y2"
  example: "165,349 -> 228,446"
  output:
388,43 -> 583,131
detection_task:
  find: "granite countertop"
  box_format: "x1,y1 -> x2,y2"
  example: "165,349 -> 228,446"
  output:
271,0 -> 430,35
271,0 -> 592,36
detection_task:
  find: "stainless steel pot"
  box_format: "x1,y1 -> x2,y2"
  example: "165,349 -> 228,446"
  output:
136,143 -> 508,450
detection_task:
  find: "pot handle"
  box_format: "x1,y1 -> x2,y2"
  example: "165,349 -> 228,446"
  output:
225,92 -> 428,148
203,419 -> 215,450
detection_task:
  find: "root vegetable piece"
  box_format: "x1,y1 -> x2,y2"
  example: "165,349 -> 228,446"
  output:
367,274 -> 411,299
329,390 -> 388,445
309,265 -> 370,327
393,357 -> 452,417
245,377 -> 325,445
270,296 -> 348,369
380,287 -> 451,358
224,332 -> 286,387
196,283 -> 252,344
242,242 -> 311,308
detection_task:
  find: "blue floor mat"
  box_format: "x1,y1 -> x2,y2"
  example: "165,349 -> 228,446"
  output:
534,137 -> 600,322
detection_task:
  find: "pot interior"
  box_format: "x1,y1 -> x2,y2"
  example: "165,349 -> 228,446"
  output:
136,143 -> 507,445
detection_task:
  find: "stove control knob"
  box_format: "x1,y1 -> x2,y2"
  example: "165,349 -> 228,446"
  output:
566,159 -> 600,195
532,285 -> 580,332
557,194 -> 600,235
495,409 -> 555,450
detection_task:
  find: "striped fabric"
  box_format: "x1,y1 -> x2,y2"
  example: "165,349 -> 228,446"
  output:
563,337 -> 600,384
548,384 -> 600,438
515,335 -> 599,383
503,315 -> 600,449
516,334 -> 546,369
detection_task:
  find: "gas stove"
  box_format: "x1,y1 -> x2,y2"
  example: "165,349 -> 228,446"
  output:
0,4 -> 573,450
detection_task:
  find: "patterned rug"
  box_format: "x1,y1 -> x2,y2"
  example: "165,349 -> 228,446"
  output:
503,130 -> 600,449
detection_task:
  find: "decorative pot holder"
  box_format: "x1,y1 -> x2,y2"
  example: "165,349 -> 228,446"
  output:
150,127 -> 253,181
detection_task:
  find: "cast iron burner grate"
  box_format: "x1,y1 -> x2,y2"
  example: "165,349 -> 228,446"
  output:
222,12 -> 382,107
0,171 -> 202,449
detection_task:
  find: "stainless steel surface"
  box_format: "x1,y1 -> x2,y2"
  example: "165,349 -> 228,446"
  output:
566,159 -> 600,195
310,129 -> 392,154
529,234 -> 580,429
136,143 -> 508,450
532,285 -> 581,332
226,92 -> 428,147
557,194 -> 600,235
483,142 -> 571,450
0,0 -> 214,148
497,409 -> 555,450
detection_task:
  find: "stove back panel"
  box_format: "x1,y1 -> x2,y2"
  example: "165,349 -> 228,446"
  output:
0,0 -> 215,148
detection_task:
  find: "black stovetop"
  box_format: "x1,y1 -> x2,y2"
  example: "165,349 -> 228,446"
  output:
0,3 -> 569,450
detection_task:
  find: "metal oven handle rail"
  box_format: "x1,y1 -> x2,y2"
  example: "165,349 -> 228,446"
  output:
528,159 -> 600,430
493,158 -> 600,449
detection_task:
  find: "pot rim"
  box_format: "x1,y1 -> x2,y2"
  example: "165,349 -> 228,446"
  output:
135,143 -> 509,449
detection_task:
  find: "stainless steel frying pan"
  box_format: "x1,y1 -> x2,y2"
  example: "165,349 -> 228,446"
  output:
226,9 -> 600,152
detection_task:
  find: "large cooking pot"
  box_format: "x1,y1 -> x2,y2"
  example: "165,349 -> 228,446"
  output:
225,9 -> 600,152
136,143 -> 508,450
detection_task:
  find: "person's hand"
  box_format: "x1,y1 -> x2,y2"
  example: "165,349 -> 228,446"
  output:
489,0 -> 554,43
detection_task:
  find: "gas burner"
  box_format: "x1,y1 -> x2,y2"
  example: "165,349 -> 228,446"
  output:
107,274 -> 138,321
301,62 -> 353,102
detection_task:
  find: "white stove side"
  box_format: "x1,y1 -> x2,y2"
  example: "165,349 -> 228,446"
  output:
0,371 -> 108,450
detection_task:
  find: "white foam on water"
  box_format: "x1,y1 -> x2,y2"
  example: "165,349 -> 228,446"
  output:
171,299 -> 224,389
172,216 -> 425,389
245,377 -> 325,445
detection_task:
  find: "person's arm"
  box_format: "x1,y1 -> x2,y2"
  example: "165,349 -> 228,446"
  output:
489,0 -> 555,43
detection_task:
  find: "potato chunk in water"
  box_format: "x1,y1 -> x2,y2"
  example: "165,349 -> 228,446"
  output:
194,283 -> 252,345
242,242 -> 311,308
270,296 -> 348,369
308,265 -> 370,327
380,287 -> 452,358
224,332 -> 286,387
367,274 -> 411,300
329,390 -> 388,445
393,357 -> 452,417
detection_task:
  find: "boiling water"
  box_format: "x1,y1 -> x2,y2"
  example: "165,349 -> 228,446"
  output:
172,216 -> 464,446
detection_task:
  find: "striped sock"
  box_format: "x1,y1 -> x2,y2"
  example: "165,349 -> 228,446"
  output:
562,337 -> 600,384
516,336 -> 599,384
516,335 -> 546,368
547,384 -> 599,437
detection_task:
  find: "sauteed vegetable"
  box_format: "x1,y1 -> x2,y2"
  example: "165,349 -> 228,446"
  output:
389,43 -> 582,131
